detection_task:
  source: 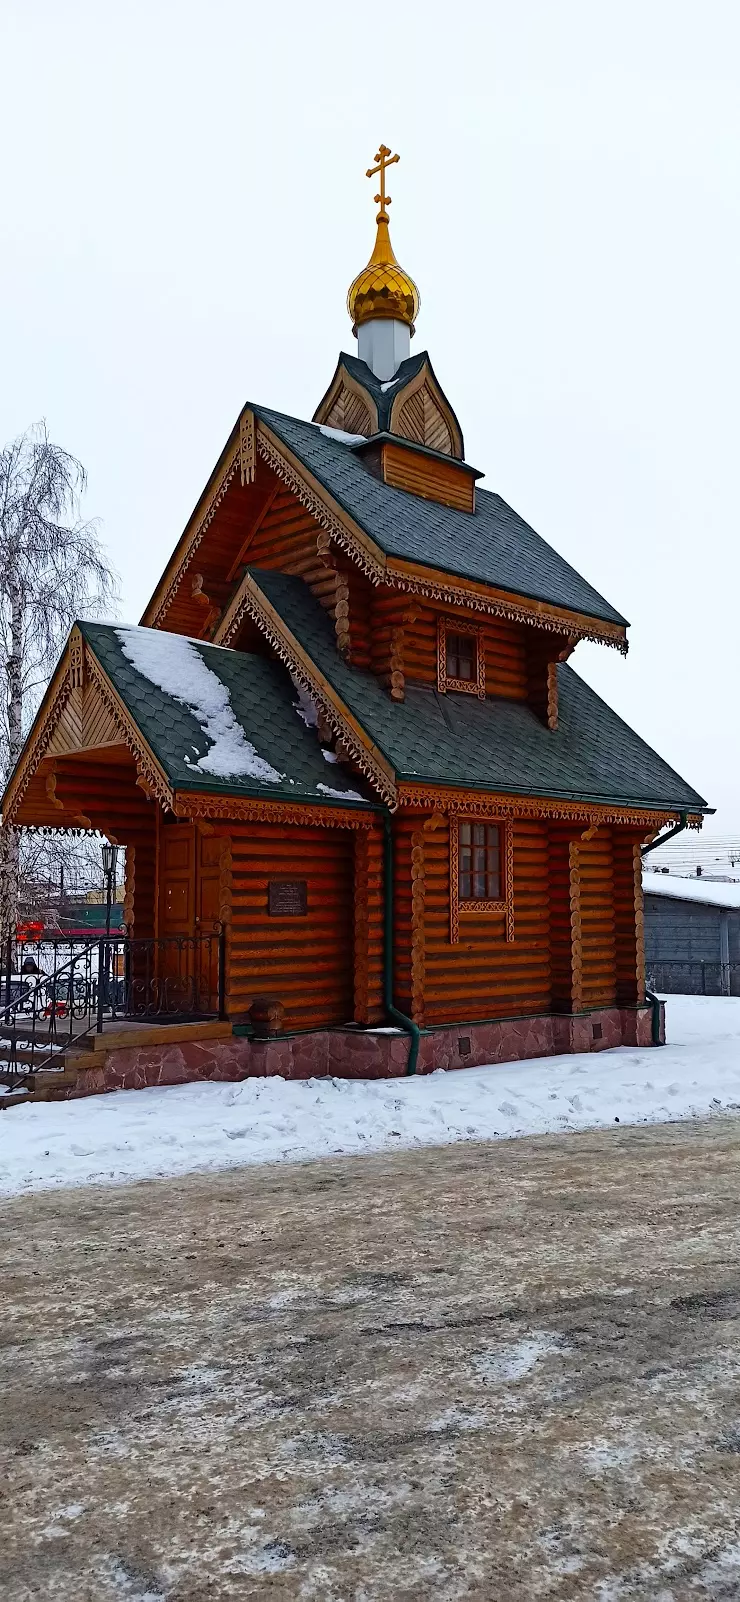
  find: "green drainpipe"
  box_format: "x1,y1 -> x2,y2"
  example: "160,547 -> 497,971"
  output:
644,990 -> 664,1046
641,815 -> 688,1046
383,812 -> 421,1075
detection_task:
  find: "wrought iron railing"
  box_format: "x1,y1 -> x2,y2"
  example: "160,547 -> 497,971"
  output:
0,929 -> 225,1091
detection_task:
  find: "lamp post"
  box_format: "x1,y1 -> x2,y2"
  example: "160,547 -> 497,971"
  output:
101,843 -> 118,1013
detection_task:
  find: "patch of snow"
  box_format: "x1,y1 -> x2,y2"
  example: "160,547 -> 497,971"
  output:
643,874 -> 740,910
316,782 -> 365,801
380,377 -> 402,391
116,627 -> 283,784
472,1334 -> 562,1385
322,750 -> 338,763
291,678 -> 319,729
316,424 -> 367,446
4,997 -> 740,1196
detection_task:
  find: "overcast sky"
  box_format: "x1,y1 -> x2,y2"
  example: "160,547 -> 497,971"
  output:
2,1 -> 738,834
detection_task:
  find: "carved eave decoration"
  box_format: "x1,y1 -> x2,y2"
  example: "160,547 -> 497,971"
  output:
214,572 -> 399,809
2,627 -> 174,829
142,410 -> 628,654
172,793 -> 378,830
397,784 -> 704,834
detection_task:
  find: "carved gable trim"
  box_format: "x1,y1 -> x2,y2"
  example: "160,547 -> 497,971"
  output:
3,629 -> 174,827
390,361 -> 463,458
214,572 -> 398,809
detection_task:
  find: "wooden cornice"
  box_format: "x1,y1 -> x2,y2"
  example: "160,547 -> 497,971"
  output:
214,571 -> 398,808
397,783 -> 701,832
172,792 -> 378,829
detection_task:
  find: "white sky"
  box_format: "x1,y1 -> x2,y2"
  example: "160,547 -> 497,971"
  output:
2,1 -> 738,831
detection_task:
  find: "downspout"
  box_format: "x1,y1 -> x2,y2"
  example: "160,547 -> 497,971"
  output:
641,813 -> 689,857
382,812 -> 421,1075
640,819 -> 689,1045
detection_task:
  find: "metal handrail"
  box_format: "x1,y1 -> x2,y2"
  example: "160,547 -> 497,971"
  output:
0,928 -> 226,1091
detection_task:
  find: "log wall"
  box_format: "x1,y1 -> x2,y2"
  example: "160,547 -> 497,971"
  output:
227,820 -> 356,1029
393,812 -> 551,1025
578,831 -> 618,1009
369,595 -> 530,700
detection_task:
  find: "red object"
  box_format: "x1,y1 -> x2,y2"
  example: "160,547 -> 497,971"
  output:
17,921 -> 44,943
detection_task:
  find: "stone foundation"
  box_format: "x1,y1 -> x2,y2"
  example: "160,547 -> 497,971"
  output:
68,1002 -> 664,1099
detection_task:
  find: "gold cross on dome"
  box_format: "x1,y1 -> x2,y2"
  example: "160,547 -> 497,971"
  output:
366,144 -> 400,222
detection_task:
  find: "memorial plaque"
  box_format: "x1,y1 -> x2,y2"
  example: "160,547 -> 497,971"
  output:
268,879 -> 308,917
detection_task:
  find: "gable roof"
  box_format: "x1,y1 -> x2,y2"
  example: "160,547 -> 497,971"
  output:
253,404 -> 628,630
247,568 -> 706,815
78,622 -> 375,811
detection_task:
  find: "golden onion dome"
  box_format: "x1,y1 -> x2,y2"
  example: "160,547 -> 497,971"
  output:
347,216 -> 420,336
348,145 -> 420,336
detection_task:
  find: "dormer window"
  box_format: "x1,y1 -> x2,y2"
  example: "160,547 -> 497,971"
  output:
437,616 -> 485,699
446,631 -> 475,683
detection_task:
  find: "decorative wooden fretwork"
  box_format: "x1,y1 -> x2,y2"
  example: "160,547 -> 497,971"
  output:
389,625 -> 405,702
172,791 -> 377,830
546,662 -> 559,730
239,409 -> 256,485
399,783 -> 697,835
218,838 -> 233,930
449,815 -> 514,944
250,424 -> 628,651
437,616 -> 486,699
123,845 -> 135,931
213,572 -> 398,807
147,414 -> 628,652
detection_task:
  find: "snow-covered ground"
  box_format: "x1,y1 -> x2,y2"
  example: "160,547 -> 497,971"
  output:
1,996 -> 739,1197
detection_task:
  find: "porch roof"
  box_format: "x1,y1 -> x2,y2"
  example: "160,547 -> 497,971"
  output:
246,569 -> 707,815
79,622 -> 376,811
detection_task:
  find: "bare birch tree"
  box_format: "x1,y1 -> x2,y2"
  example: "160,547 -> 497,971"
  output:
0,424 -> 119,941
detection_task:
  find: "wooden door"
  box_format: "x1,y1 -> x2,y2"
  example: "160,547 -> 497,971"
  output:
195,834 -> 222,1012
160,825 -> 196,1013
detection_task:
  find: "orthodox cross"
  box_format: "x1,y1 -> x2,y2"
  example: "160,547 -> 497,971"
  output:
366,144 -> 400,222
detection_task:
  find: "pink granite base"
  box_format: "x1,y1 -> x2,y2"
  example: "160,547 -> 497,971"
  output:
69,1001 -> 664,1099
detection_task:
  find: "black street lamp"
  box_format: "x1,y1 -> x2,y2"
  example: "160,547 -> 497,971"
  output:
101,843 -> 118,938
101,843 -> 118,1015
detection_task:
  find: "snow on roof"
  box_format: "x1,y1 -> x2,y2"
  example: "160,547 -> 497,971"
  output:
116,627 -> 284,784
643,873 -> 740,911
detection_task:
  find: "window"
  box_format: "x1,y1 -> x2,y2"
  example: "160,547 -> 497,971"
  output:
450,816 -> 514,944
437,616 -> 485,698
459,822 -> 500,902
446,631 -> 475,683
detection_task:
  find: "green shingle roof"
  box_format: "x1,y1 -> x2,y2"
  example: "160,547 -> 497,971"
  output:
249,569 -> 706,814
79,622 -> 375,810
254,402 -> 628,630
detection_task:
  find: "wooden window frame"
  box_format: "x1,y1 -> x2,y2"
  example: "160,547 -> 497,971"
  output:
437,615 -> 486,699
449,815 -> 514,944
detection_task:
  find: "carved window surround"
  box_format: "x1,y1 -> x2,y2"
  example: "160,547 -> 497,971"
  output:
449,815 -> 514,945
437,615 -> 485,699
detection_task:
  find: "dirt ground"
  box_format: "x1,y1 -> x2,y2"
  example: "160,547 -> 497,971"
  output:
3,1120 -> 740,1601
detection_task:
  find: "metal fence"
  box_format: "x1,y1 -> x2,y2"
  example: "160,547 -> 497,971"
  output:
0,930 -> 225,1089
645,960 -> 740,998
